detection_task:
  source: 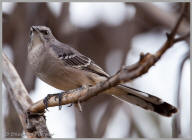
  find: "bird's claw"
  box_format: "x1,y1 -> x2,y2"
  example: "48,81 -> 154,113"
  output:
43,94 -> 52,111
54,92 -> 66,110
43,92 -> 65,111
67,104 -> 73,107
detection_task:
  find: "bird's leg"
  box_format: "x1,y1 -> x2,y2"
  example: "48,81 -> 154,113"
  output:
43,86 -> 87,111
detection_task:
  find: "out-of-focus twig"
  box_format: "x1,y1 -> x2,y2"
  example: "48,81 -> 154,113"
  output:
123,105 -> 145,138
94,99 -> 122,137
2,52 -> 51,138
131,3 -> 189,36
172,50 -> 190,138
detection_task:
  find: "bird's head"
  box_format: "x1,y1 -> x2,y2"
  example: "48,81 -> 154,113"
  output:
30,26 -> 55,43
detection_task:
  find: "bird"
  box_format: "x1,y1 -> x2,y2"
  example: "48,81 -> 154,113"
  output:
28,25 -> 177,117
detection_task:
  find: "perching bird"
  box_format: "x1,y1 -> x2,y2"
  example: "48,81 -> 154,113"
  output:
28,26 -> 177,117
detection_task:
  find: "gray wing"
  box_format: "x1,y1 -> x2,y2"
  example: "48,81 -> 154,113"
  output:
50,42 -> 109,78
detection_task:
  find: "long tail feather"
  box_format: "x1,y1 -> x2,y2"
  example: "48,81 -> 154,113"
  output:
108,84 -> 177,117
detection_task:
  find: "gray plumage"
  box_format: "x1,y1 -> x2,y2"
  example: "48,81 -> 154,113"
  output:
28,26 -> 177,117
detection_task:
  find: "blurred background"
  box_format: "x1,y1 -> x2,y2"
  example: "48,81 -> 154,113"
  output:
2,2 -> 190,138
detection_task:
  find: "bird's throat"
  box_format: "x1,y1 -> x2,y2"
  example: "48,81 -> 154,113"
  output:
31,32 -> 43,47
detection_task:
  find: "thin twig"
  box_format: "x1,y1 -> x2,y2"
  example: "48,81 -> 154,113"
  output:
173,32 -> 190,43
28,4 -> 189,115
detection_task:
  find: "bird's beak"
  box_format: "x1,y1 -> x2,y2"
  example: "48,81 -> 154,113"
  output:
31,26 -> 37,31
30,26 -> 39,38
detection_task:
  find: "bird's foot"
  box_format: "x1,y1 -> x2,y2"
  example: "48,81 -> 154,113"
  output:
54,92 -> 66,110
43,92 -> 65,111
43,86 -> 86,111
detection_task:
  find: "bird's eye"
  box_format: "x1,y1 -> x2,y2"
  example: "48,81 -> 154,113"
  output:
40,30 -> 49,35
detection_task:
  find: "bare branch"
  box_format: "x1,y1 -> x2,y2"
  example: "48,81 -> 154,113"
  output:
173,32 -> 190,43
2,53 -> 51,138
28,4 -> 189,115
172,51 -> 190,138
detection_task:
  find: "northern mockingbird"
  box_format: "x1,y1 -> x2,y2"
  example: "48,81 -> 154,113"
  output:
28,26 -> 177,117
